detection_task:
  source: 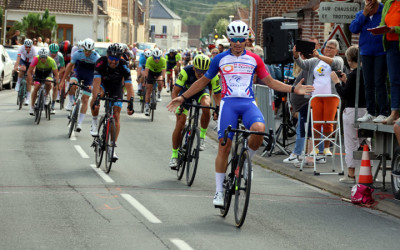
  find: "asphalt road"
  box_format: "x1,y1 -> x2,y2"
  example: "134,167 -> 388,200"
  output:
1,87 -> 400,250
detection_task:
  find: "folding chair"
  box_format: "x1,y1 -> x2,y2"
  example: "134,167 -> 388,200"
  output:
299,94 -> 344,175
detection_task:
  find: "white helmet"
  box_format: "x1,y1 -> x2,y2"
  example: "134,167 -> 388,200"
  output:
144,49 -> 152,57
38,48 -> 49,58
82,38 -> 95,50
120,43 -> 128,51
152,48 -> 162,57
24,39 -> 33,47
226,20 -> 249,39
77,40 -> 84,48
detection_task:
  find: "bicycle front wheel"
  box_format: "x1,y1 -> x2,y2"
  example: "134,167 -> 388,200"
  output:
68,101 -> 80,138
176,126 -> 188,180
95,116 -> 106,168
17,81 -> 26,110
35,92 -> 44,125
60,89 -> 65,110
234,150 -> 252,228
186,128 -> 200,186
103,118 -> 116,174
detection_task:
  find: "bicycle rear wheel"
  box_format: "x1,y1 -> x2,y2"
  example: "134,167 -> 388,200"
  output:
150,88 -> 156,122
177,126 -> 189,180
46,97 -> 51,120
186,128 -> 200,186
95,116 -> 106,168
103,118 -> 116,174
140,87 -> 145,113
234,150 -> 252,228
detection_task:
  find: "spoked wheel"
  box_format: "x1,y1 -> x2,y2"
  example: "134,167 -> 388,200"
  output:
391,147 -> 400,200
68,101 -> 80,138
103,118 -> 116,174
186,128 -> 200,186
95,116 -> 106,168
234,150 -> 252,228
177,127 -> 188,180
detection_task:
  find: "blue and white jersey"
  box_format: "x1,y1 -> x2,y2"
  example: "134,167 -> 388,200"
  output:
71,49 -> 100,77
138,53 -> 147,69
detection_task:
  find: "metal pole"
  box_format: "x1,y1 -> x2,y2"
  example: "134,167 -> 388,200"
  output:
127,0 -> 131,44
145,0 -> 150,42
134,0 -> 138,43
93,0 -> 98,41
1,0 -> 8,45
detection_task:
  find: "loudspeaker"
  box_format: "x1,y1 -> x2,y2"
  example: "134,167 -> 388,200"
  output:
263,17 -> 298,65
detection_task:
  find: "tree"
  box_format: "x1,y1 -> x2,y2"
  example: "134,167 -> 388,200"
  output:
11,9 -> 57,40
215,18 -> 229,38
201,2 -> 242,37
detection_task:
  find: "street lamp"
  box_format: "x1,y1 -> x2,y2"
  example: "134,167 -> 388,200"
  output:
229,15 -> 234,23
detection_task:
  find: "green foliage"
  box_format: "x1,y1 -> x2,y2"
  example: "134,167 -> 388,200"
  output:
11,9 -> 57,40
201,2 -> 242,37
215,18 -> 229,37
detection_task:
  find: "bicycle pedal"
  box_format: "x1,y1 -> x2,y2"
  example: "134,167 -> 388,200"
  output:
214,205 -> 224,209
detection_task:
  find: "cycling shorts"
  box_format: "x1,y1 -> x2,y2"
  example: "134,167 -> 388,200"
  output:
176,89 -> 210,115
147,71 -> 162,84
100,84 -> 124,107
71,72 -> 94,95
218,98 -> 265,140
166,62 -> 177,72
34,71 -> 53,84
19,59 -> 31,68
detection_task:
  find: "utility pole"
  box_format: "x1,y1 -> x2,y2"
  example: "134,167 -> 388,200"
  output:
145,0 -> 150,42
127,0 -> 131,44
1,0 -> 8,45
134,0 -> 138,43
93,0 -> 98,41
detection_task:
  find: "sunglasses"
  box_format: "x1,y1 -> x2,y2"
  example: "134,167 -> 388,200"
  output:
108,56 -> 120,61
153,56 -> 161,60
84,49 -> 93,52
195,68 -> 207,75
230,37 -> 246,43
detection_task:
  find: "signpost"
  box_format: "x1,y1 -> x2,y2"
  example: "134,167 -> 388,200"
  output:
319,2 -> 360,24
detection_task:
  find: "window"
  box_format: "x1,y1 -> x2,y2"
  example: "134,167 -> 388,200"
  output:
162,25 -> 167,34
150,25 -> 155,33
57,24 -> 73,43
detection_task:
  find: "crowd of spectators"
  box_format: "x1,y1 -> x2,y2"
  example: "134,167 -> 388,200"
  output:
10,29 -> 52,47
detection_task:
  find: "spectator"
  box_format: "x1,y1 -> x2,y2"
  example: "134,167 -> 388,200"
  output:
217,44 -> 224,53
210,48 -> 219,59
331,46 -> 368,183
293,39 -> 344,163
37,37 -> 44,47
350,0 -> 390,123
11,30 -> 20,45
44,37 -> 50,47
245,37 -> 255,52
33,38 -> 38,46
380,0 -> 400,125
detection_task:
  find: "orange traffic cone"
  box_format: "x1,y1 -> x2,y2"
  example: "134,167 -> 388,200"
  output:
358,144 -> 373,185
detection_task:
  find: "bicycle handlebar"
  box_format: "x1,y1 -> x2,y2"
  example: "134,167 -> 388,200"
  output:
221,125 -> 269,146
33,77 -> 56,83
93,94 -> 134,113
184,102 -> 216,110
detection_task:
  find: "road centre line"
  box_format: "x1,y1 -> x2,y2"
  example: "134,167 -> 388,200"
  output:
170,239 -> 195,250
90,164 -> 115,183
121,193 -> 162,224
74,145 -> 89,158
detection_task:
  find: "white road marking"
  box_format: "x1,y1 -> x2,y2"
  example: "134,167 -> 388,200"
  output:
90,164 -> 115,183
121,193 -> 162,224
74,145 -> 89,158
170,239 -> 195,250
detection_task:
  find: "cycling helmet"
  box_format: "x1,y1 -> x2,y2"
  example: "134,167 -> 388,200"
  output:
82,38 -> 95,50
24,39 -> 33,47
152,48 -> 162,58
107,43 -> 123,57
144,49 -> 152,58
226,20 -> 249,39
77,40 -> 84,48
169,48 -> 176,53
38,48 -> 49,58
49,43 -> 59,54
193,54 -> 211,71
120,43 -> 128,51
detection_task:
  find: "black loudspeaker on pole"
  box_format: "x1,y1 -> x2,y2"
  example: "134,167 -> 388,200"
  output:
263,17 -> 298,65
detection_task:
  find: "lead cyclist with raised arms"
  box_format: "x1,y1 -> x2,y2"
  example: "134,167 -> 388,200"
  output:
168,20 -> 314,207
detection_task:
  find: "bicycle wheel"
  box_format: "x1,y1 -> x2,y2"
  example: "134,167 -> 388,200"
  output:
140,87 -> 145,113
17,80 -> 26,110
35,91 -> 44,125
95,116 -> 106,168
103,118 -> 116,174
60,88 -> 65,110
176,126 -> 188,180
234,150 -> 252,228
150,88 -> 156,121
391,147 -> 400,200
67,101 -> 80,138
186,128 -> 200,186
220,174 -> 234,217
46,97 -> 51,121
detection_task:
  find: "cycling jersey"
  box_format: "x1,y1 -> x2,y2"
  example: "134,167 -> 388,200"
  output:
94,56 -> 132,99
138,53 -> 147,69
71,46 -> 80,56
204,49 -> 269,99
17,46 -> 38,62
165,53 -> 181,65
175,65 -> 221,94
145,56 -> 166,73
59,42 -> 72,64
70,49 -> 100,86
122,51 -> 133,61
30,56 -> 57,80
51,52 -> 65,69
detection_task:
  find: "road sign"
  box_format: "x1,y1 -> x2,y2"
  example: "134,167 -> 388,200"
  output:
319,2 -> 360,24
324,24 -> 350,56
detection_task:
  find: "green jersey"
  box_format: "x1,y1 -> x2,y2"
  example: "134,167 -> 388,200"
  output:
145,57 -> 167,73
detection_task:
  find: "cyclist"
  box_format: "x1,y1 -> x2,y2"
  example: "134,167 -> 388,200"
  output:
136,49 -> 152,95
48,43 -> 65,114
91,43 -> 134,160
71,40 -> 83,55
167,20 -> 314,207
60,38 -> 100,132
143,48 -> 166,115
27,48 -> 59,116
58,40 -> 73,107
169,54 -> 221,169
165,48 -> 181,93
182,49 -> 191,66
14,39 -> 38,106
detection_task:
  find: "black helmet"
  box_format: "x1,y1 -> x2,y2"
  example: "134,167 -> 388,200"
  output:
107,43 -> 123,57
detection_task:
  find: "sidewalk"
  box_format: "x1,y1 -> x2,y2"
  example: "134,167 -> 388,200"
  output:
206,125 -> 400,219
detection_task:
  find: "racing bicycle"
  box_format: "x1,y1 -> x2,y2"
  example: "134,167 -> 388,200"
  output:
16,69 -> 27,110
34,77 -> 55,125
67,81 -> 86,138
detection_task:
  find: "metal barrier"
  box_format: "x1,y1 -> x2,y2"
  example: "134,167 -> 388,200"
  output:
253,84 -> 275,134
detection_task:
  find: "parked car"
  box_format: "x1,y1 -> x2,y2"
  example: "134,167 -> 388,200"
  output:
93,42 -> 112,57
0,45 -> 15,90
4,45 -> 19,87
